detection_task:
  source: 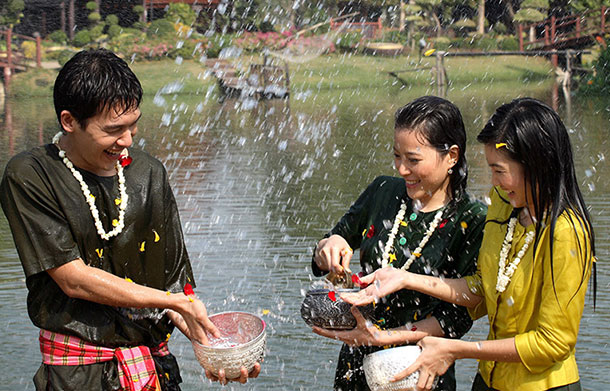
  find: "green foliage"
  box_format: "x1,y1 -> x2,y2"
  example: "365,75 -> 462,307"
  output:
133,5 -> 145,14
147,19 -> 175,38
514,8 -> 546,23
88,12 -> 101,24
107,24 -> 122,39
521,0 -> 549,9
1,0 -> 25,26
58,49 -> 76,66
451,19 -> 476,37
73,30 -> 92,47
206,34 -> 235,58
579,45 -> 610,95
259,21 -> 275,33
431,36 -> 451,50
335,31 -> 363,52
48,30 -> 68,44
165,3 -> 197,26
89,24 -> 104,40
132,21 -> 146,31
106,14 -> 119,26
498,36 -> 519,51
380,30 -> 407,43
86,1 -> 97,11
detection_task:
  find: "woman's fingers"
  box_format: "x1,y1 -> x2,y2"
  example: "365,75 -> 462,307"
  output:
340,247 -> 353,274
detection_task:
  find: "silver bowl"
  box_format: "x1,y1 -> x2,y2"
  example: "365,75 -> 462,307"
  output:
300,288 -> 375,330
191,311 -> 266,379
363,346 -> 427,391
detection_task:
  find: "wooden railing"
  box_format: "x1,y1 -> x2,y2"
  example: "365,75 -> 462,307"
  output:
518,6 -> 609,50
330,17 -> 383,39
0,28 -> 42,71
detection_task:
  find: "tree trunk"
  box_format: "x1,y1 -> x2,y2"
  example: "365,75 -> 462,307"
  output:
68,0 -> 75,41
431,11 -> 442,37
60,1 -> 66,34
141,0 -> 147,23
399,0 -> 405,32
477,0 -> 485,35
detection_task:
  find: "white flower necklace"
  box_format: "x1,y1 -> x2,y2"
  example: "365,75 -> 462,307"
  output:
496,217 -> 535,292
381,202 -> 444,270
52,132 -> 128,241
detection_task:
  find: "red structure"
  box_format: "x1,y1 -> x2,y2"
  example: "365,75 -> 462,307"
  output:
518,6 -> 609,52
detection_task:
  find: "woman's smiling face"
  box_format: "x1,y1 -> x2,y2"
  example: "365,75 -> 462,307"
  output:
393,129 -> 456,211
484,144 -> 532,209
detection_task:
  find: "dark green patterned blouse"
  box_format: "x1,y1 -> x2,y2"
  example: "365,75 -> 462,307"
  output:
312,176 -> 487,391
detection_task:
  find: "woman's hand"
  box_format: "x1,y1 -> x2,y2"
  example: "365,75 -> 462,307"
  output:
341,267 -> 410,306
312,306 -> 393,347
314,235 -> 353,274
392,336 -> 456,390
205,363 -> 261,385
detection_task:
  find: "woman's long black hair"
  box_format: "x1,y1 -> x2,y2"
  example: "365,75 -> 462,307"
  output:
478,97 -> 596,305
394,96 -> 468,203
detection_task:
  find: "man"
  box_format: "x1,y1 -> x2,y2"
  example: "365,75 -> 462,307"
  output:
0,48 -> 259,390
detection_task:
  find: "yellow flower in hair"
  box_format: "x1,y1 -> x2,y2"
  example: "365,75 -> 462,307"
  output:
461,221 -> 468,229
125,277 -> 133,283
95,248 -> 103,258
153,230 -> 160,242
139,241 -> 146,252
495,143 -> 507,149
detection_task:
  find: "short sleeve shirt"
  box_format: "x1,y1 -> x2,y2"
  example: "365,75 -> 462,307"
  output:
0,144 -> 194,347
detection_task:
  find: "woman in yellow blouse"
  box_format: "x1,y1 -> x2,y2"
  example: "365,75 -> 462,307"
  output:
342,98 -> 596,391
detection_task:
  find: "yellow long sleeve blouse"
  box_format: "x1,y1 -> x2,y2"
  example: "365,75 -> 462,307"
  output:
464,188 -> 593,391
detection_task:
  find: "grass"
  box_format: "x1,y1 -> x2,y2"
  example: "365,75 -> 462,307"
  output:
7,52 -> 554,100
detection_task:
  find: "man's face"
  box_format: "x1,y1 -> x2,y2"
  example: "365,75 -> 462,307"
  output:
61,106 -> 141,176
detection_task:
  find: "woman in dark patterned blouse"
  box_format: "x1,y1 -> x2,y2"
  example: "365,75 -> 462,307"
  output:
311,96 -> 487,391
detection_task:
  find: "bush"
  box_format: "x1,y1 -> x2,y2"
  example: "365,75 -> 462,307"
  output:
147,19 -> 175,38
206,35 -> 235,58
58,49 -> 76,66
88,12 -> 101,24
85,1 -> 97,11
21,41 -> 37,59
48,30 -> 68,44
107,24 -> 122,39
431,36 -> 452,51
380,30 -> 406,43
106,14 -> 119,26
89,24 -> 104,40
579,45 -> 610,95
474,36 -> 498,51
335,31 -> 363,52
73,29 -> 91,47
498,36 -> 519,51
133,5 -> 145,14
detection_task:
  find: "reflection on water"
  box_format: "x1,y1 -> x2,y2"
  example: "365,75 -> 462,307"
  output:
0,84 -> 608,390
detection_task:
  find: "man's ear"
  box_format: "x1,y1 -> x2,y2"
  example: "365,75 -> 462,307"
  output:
59,110 -> 79,134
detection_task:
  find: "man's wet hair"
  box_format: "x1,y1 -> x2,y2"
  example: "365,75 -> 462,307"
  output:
53,48 -> 143,128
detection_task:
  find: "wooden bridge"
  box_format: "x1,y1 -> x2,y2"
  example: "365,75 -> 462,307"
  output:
518,6 -> 609,52
0,28 -> 42,95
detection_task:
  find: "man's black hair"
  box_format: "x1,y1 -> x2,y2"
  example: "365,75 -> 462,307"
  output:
53,48 -> 143,128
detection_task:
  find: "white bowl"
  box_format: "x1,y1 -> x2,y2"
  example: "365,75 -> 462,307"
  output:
363,346 -> 426,391
191,311 -> 266,379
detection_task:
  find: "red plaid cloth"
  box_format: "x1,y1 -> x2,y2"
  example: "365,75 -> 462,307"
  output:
39,329 -> 170,391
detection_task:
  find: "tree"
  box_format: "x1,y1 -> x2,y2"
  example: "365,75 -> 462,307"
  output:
0,0 -> 25,28
514,0 -> 549,42
476,0 -> 485,34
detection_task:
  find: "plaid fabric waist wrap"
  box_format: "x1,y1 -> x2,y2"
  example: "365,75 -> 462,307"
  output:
39,329 -> 170,391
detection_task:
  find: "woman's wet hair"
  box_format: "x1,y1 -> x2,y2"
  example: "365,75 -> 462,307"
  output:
53,48 -> 143,129
394,95 -> 468,201
478,97 -> 595,304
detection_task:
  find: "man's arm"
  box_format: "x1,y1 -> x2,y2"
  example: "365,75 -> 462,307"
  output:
47,258 -> 219,344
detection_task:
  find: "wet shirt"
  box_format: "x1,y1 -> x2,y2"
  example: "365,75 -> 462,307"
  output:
464,187 -> 592,391
0,144 -> 194,348
312,176 -> 487,391
314,176 -> 486,335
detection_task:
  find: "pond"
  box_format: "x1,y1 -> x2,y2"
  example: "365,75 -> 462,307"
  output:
0,75 -> 608,390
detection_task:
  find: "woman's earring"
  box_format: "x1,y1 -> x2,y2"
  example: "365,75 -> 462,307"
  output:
448,168 -> 453,175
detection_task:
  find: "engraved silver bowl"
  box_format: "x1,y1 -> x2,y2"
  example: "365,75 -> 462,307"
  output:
192,311 -> 266,379
363,346 -> 425,391
300,288 -> 375,330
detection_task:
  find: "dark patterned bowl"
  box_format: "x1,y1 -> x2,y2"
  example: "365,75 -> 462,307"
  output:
300,288 -> 375,330
192,311 -> 266,378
